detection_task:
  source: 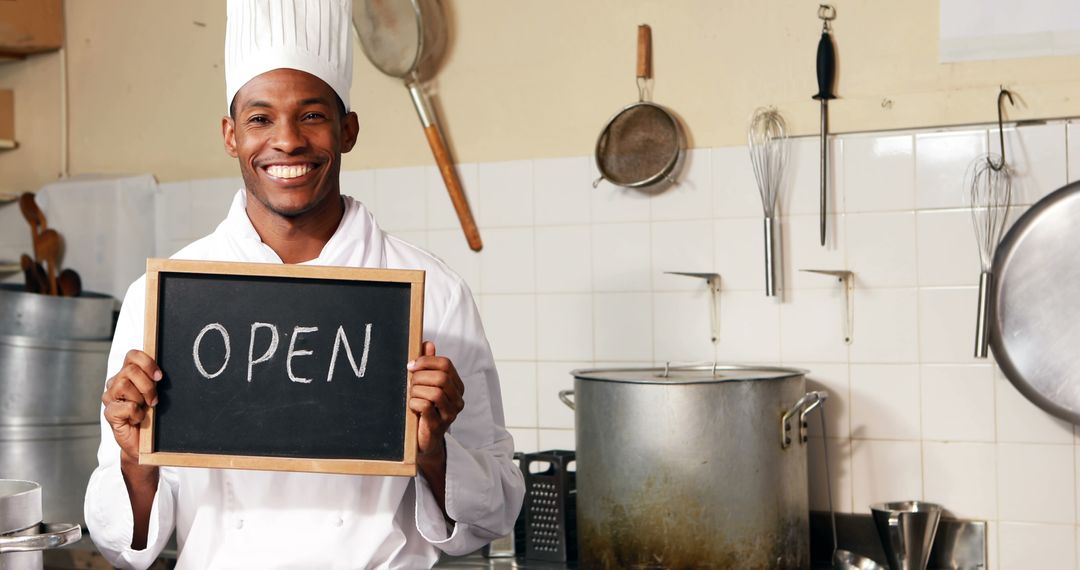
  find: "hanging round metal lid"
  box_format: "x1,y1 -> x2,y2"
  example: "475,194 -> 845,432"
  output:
991,180 -> 1080,424
571,364 -> 806,385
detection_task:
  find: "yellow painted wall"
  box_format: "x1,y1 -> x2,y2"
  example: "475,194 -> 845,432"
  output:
4,0 -> 1080,190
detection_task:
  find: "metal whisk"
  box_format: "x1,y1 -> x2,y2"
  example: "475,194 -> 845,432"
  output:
968,152 -> 1012,358
748,107 -> 789,297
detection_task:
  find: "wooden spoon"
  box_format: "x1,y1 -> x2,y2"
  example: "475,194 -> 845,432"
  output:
20,254 -> 43,294
58,268 -> 82,297
35,229 -> 61,295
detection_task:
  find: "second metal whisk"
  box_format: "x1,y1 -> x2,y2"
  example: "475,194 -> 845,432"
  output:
748,107 -> 790,297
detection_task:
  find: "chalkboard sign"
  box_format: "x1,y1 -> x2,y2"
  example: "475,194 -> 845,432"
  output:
137,259 -> 424,476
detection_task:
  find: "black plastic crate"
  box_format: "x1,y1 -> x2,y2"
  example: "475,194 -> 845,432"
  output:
523,450 -> 576,562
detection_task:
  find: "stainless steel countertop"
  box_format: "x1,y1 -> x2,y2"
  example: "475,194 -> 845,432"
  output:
436,553 -> 573,569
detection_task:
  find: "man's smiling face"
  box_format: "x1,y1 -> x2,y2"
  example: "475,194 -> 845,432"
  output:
223,68 -> 359,220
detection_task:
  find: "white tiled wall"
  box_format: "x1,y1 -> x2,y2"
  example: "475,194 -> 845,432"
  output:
128,119 -> 1080,568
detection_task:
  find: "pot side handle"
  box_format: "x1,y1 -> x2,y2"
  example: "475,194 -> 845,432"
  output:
558,390 -> 575,410
0,522 -> 81,554
780,390 -> 829,450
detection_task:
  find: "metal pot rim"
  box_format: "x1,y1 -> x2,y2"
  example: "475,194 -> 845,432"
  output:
0,480 -> 42,536
571,364 -> 807,385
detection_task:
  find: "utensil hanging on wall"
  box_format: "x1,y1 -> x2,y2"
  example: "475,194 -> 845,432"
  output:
813,4 -> 837,247
593,24 -> 685,191
969,88 -> 1014,358
352,0 -> 483,252
748,108 -> 789,297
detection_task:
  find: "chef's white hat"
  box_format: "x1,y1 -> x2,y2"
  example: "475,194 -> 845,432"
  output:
225,0 -> 354,112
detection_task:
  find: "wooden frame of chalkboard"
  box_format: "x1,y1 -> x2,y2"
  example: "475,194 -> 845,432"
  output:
138,258 -> 424,476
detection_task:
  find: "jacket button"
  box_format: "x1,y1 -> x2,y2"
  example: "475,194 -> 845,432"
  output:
235,519 -> 244,530
335,517 -> 344,527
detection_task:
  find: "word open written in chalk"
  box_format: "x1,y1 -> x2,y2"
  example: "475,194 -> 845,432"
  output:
191,322 -> 373,383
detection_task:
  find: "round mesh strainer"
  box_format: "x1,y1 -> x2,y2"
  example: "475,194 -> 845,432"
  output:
594,25 -> 684,190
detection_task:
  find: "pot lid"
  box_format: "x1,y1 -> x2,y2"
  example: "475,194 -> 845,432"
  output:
571,364 -> 806,385
0,480 -> 42,535
991,180 -> 1080,424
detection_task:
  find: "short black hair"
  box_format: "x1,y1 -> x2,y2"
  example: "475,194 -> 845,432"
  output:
229,93 -> 347,121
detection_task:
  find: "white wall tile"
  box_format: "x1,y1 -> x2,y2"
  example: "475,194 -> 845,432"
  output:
188,177 -> 239,238
480,227 -> 534,294
374,166 -> 426,232
594,292 -> 653,362
801,363 -> 851,439
781,136 -> 844,217
1068,123 -> 1080,184
843,133 -> 915,213
999,522 -> 1076,570
535,225 -> 592,293
850,288 -> 918,363
781,214 -> 847,290
1002,123 -> 1067,206
808,437 -> 854,513
779,288 -> 849,363
922,441 -> 997,520
921,364 -> 995,442
714,290 -> 780,362
918,287 -> 980,364
592,222 -> 651,292
477,159 -> 533,227
652,220 -> 714,291
996,373 -> 1074,444
536,294 -> 593,361
652,291 -> 717,363
426,229 -> 481,294
155,180 -> 192,243
479,294 -> 535,360
651,148 -> 713,221
497,361 -> 537,428
915,129 -> 987,210
591,179 -> 651,223
425,163 -> 478,230
534,156 -> 591,226
846,212 -> 917,288
851,439 -> 923,510
715,217 -> 767,292
711,145 -> 762,219
538,429 -> 576,451
997,443 -> 1075,524
508,428 -> 539,454
537,362 -> 586,430
850,364 -> 921,440
916,209 -> 980,287
340,168 -> 376,210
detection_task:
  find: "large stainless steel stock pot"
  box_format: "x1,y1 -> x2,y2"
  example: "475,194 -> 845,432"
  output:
562,364 -> 825,570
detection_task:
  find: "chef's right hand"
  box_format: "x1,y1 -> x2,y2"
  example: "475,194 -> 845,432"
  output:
102,349 -> 162,465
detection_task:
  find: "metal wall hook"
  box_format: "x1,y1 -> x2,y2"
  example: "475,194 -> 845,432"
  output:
800,269 -> 854,344
818,4 -> 836,31
665,272 -> 721,344
990,86 -> 1015,172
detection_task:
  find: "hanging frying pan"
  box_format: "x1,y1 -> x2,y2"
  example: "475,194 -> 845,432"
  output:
594,25 -> 685,191
353,0 -> 482,251
990,179 -> 1080,424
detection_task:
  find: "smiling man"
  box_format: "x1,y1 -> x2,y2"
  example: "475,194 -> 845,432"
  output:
83,1 -> 524,568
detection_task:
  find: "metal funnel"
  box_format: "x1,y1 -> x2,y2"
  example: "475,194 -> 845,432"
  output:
870,501 -> 942,570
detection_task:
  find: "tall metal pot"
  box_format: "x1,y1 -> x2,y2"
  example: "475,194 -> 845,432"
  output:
562,365 -> 824,570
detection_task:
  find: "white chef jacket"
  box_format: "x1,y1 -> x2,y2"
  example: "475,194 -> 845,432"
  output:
84,191 -> 524,570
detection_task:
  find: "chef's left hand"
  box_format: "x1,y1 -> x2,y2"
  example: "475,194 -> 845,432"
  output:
408,341 -> 465,465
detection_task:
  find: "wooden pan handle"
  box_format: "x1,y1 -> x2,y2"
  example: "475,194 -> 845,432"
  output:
637,24 -> 652,80
423,125 -> 483,252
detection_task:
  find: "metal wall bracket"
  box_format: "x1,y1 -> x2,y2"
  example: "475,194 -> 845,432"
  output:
800,269 -> 854,344
665,272 -> 720,344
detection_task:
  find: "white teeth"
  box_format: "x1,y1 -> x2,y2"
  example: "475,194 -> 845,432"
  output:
266,164 -> 312,179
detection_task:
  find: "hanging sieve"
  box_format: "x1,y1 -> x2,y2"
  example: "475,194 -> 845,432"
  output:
594,25 -> 685,191
353,0 -> 482,251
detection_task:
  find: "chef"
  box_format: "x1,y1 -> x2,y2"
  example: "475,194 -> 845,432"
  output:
83,1 -> 524,568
